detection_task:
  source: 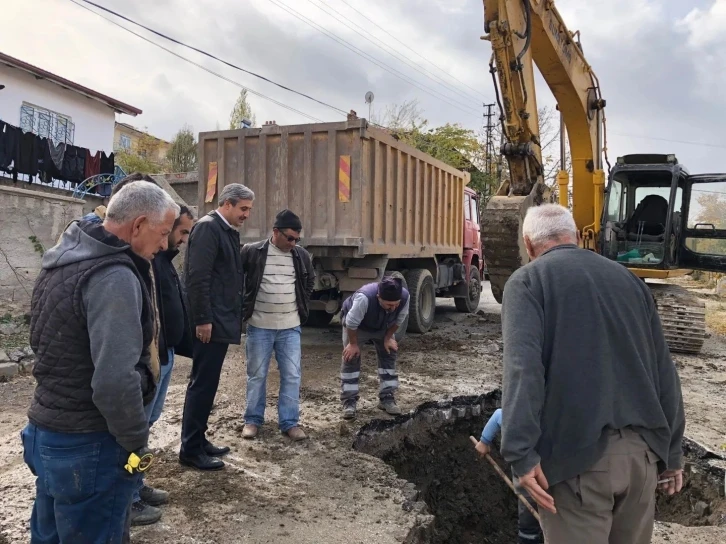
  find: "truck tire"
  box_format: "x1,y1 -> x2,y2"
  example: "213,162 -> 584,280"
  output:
305,310 -> 335,328
406,269 -> 436,334
455,266 -> 481,313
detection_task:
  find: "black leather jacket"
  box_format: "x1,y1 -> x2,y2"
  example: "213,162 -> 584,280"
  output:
240,239 -> 315,325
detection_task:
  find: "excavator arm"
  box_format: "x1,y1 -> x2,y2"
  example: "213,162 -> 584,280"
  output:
481,0 -> 606,302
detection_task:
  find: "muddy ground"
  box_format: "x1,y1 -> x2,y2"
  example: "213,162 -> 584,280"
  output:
1,282 -> 725,543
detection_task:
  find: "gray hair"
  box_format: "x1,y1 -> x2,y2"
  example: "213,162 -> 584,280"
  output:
522,204 -> 577,246
106,181 -> 180,225
218,183 -> 255,207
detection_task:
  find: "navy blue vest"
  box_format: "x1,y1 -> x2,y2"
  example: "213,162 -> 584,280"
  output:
341,282 -> 410,332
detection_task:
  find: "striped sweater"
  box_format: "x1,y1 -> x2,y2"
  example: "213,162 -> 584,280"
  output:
247,241 -> 300,330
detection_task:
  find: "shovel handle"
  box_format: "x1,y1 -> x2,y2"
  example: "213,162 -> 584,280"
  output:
469,436 -> 541,523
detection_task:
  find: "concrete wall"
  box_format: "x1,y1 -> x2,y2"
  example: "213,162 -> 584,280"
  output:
161,172 -> 199,209
0,186 -> 84,303
0,64 -> 116,152
0,176 -> 104,215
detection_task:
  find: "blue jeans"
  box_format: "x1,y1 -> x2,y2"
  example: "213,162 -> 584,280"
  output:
133,348 -> 174,503
21,423 -> 136,544
244,325 -> 302,432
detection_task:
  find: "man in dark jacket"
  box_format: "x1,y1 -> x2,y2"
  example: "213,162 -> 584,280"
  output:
339,276 -> 410,419
179,183 -> 254,471
500,203 -> 685,544
239,209 -> 315,441
22,181 -> 179,544
130,205 -> 195,525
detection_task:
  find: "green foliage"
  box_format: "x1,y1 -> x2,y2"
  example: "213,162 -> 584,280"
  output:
167,125 -> 198,172
115,150 -> 163,174
229,89 -> 256,129
374,100 -> 497,201
28,236 -> 44,255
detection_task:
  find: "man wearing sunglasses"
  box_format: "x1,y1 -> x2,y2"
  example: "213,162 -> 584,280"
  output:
239,209 -> 315,441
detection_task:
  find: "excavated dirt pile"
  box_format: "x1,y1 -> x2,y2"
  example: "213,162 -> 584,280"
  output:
354,391 -> 518,544
656,439 -> 726,527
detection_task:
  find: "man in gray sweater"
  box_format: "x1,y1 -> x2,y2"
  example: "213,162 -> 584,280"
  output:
23,181 -> 179,543
500,203 -> 685,544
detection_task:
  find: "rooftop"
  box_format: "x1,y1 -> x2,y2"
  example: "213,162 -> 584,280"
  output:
0,52 -> 142,116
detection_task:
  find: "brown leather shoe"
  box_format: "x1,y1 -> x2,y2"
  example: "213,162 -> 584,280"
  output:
242,424 -> 258,439
285,426 -> 307,442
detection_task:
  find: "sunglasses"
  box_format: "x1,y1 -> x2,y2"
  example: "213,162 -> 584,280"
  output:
284,233 -> 301,243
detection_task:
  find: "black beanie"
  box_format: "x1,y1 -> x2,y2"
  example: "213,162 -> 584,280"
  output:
274,209 -> 302,231
378,276 -> 403,301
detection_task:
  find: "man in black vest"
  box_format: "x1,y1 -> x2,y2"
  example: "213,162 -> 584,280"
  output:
22,181 -> 179,544
130,205 -> 195,526
339,276 -> 410,419
180,183 -> 254,471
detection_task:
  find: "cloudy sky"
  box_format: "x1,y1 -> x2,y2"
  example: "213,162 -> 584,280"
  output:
3,0 -> 726,172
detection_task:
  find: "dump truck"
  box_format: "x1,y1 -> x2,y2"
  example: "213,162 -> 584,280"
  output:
197,117 -> 484,335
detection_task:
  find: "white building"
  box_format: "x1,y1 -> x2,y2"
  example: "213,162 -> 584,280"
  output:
0,52 -> 141,153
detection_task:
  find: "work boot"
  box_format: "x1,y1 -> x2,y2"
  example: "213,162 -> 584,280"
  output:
139,485 -> 169,506
284,426 -> 307,442
342,400 -> 357,420
204,442 -> 231,457
378,396 -> 402,416
242,424 -> 259,439
129,501 -> 162,526
179,452 -> 225,471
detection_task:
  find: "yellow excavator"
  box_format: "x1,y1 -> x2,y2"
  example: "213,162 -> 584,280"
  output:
480,0 -> 726,354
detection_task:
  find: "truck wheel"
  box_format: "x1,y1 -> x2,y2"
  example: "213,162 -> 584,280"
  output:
455,266 -> 481,313
406,269 -> 436,334
305,310 -> 335,327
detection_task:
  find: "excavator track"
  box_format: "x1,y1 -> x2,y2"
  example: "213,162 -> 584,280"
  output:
648,283 -> 707,355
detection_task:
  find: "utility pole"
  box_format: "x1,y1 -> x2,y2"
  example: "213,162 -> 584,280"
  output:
483,103 -> 496,201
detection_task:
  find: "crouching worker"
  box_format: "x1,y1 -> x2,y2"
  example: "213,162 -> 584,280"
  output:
339,276 -> 409,419
21,181 -> 179,543
473,408 -> 543,544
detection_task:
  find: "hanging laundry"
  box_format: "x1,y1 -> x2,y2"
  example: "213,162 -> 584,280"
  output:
85,150 -> 101,178
16,131 -> 41,177
61,145 -> 86,184
0,121 -> 21,172
49,140 -> 66,172
100,151 -> 114,175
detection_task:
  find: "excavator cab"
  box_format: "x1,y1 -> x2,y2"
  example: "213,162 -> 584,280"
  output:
600,154 -> 685,270
601,154 -> 726,274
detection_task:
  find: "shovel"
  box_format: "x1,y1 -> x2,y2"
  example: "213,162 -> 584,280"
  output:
469,436 -> 541,523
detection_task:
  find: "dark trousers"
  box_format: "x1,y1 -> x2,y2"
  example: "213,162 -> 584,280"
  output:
180,340 -> 229,455
21,423 -> 136,544
514,474 -> 543,543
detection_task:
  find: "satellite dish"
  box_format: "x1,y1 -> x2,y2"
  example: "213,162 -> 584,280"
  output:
365,91 -> 374,104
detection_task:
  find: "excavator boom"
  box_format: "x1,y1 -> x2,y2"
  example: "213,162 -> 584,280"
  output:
481,0 -> 606,302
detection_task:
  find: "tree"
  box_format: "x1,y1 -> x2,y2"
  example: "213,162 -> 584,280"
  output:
167,124 -> 198,172
115,129 -> 166,174
229,89 -> 256,129
373,100 -> 498,202
687,190 -> 726,257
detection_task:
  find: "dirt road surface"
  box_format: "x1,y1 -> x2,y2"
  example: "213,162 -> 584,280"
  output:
1,282 -> 725,543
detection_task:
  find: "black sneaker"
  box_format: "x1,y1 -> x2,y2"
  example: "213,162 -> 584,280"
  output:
129,501 -> 162,526
139,484 -> 169,506
377,396 -> 402,416
342,400 -> 357,420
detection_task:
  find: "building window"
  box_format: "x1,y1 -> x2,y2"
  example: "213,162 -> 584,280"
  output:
119,133 -> 132,151
19,103 -> 75,144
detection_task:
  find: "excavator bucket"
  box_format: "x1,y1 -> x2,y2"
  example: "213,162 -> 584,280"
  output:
482,183 -> 550,303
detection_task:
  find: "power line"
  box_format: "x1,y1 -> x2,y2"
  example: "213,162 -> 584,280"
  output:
307,0 -> 484,108
67,0 -> 324,122
337,0 -> 488,101
608,131 -> 726,150
71,0 -> 349,117
267,0 -> 483,120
